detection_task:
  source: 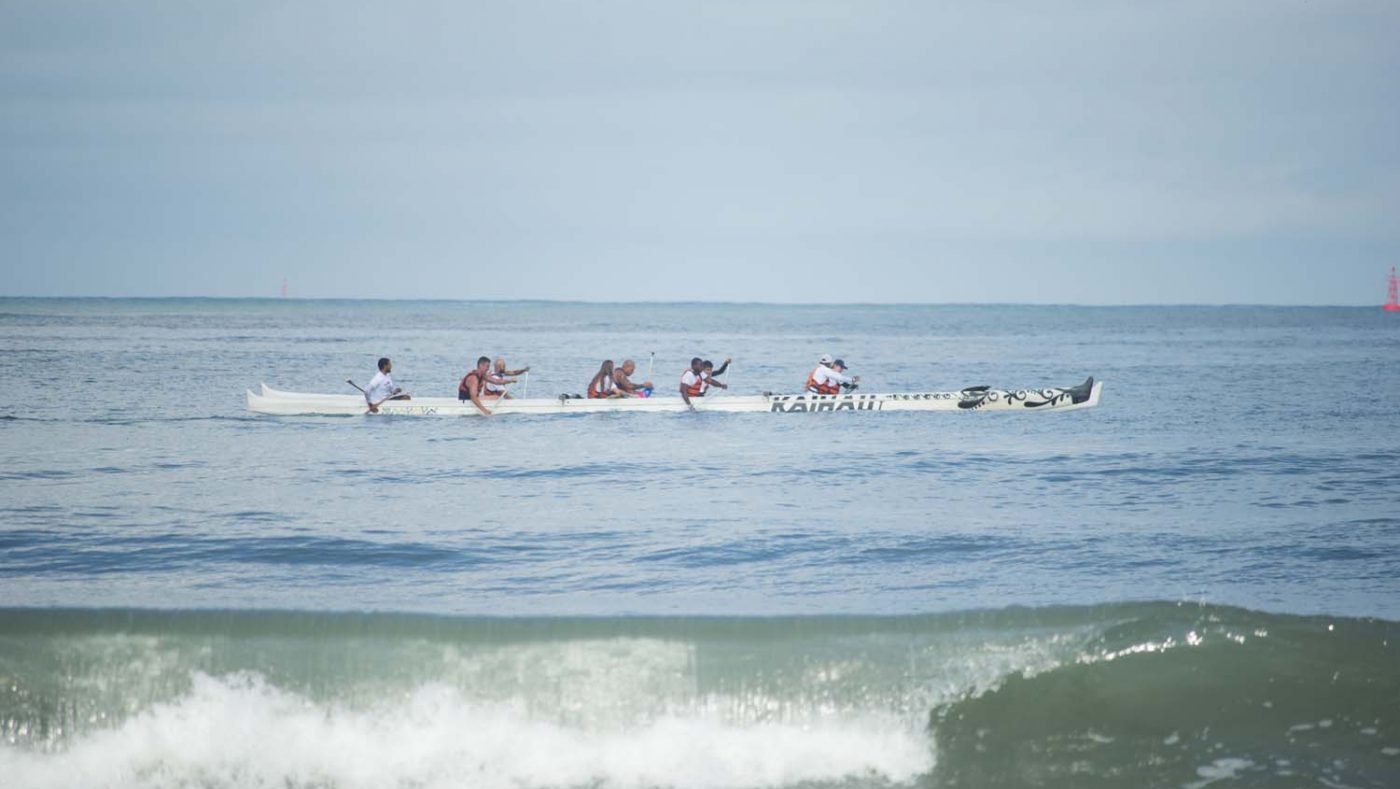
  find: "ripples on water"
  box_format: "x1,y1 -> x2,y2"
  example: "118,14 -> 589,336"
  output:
2,299 -> 1398,616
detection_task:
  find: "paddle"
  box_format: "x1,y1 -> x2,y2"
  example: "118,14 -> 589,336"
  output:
706,366 -> 729,399
642,352 -> 659,398
349,379 -> 411,413
484,377 -> 515,409
348,380 -> 380,414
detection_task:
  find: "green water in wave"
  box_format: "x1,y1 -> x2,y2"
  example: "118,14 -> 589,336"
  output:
1,603 -> 1396,788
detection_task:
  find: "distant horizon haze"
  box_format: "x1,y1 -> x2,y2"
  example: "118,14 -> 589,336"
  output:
2,260 -> 1395,307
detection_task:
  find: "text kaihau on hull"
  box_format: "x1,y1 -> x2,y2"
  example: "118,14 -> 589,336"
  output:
246,378 -> 1103,417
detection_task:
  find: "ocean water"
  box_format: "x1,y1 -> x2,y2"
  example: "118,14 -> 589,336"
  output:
1,299 -> 1398,788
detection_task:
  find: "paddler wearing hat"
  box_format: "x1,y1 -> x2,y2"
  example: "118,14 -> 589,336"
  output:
805,354 -> 860,395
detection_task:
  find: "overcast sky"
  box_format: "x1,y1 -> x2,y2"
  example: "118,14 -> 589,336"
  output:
2,1 -> 1397,304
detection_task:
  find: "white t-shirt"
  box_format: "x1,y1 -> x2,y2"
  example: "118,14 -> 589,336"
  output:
680,370 -> 703,393
808,365 -> 853,390
364,371 -> 396,404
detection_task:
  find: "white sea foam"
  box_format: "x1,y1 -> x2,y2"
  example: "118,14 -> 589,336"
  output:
0,672 -> 934,789
1184,757 -> 1256,789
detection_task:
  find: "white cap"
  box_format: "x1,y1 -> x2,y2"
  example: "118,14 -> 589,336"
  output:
819,354 -> 834,365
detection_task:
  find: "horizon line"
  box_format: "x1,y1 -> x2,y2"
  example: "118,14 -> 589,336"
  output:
0,294 -> 1389,309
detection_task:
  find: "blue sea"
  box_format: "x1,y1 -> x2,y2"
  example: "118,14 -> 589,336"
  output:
1,299 -> 1398,788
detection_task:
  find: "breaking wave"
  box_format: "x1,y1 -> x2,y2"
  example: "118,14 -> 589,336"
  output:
1,603 -> 1396,788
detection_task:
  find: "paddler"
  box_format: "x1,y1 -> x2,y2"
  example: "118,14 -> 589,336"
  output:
679,357 -> 703,408
483,357 -> 530,400
806,354 -> 859,395
457,356 -> 495,416
587,360 -> 620,399
700,359 -> 730,395
613,360 -> 654,398
679,357 -> 711,409
364,357 -> 410,413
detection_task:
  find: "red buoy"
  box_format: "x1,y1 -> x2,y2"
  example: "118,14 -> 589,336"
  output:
1386,267 -> 1400,312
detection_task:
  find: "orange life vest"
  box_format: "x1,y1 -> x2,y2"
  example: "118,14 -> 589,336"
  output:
682,370 -> 704,397
588,374 -> 613,399
806,366 -> 840,395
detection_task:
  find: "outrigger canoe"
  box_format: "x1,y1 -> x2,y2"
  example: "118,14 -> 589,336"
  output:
246,378 -> 1102,417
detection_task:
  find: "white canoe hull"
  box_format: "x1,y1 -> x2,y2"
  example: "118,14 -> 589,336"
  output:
246,379 -> 1103,417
